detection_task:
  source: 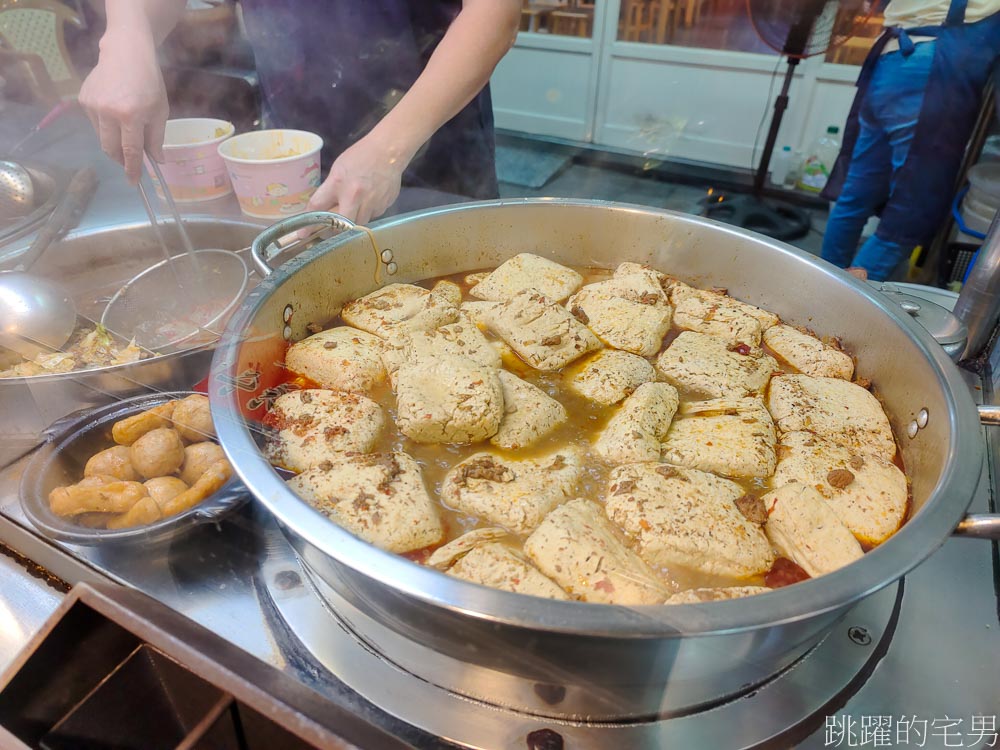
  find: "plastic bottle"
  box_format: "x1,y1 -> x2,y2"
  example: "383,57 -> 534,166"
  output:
797,126 -> 841,193
770,146 -> 792,187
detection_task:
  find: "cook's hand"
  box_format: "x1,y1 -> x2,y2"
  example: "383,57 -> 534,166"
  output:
78,29 -> 168,185
306,137 -> 406,224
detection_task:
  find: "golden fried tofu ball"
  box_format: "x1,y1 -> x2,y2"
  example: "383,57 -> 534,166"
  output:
172,394 -> 215,443
179,442 -> 227,486
84,446 -> 140,482
129,428 -> 185,479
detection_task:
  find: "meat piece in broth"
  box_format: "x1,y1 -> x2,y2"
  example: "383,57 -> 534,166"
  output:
285,327 -> 386,394
440,449 -> 583,535
762,324 -> 854,380
766,374 -> 895,461
594,382 -> 679,464
381,321 -> 501,388
428,528 -> 569,600
606,463 -> 775,578
483,288 -> 602,371
287,452 -> 444,554
763,483 -> 864,577
565,271 -> 672,356
341,283 -> 459,338
524,499 -> 671,605
772,431 -> 907,546
655,331 -> 777,399
491,370 -> 568,450
665,586 -> 771,604
470,253 -> 583,303
265,389 -> 384,472
670,283 -> 779,346
565,349 -> 656,406
660,397 -> 777,479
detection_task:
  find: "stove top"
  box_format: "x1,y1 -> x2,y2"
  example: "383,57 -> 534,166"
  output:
0,375 -> 995,749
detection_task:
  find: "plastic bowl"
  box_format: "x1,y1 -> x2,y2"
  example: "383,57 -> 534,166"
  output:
217,129 -> 323,218
20,391 -> 249,547
145,118 -> 235,202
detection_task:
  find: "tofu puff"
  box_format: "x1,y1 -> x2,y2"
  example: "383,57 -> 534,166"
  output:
763,483 -> 863,577
565,268 -> 672,356
491,370 -> 568,450
670,283 -> 779,347
766,374 -> 895,461
470,253 -> 583,303
524,499 -> 671,605
285,327 -> 386,394
440,449 -> 584,535
479,288 -> 602,371
341,282 -> 459,338
655,331 -> 777,399
564,349 -> 656,406
660,397 -> 777,479
762,324 -> 854,380
381,320 -> 501,388
606,463 -> 775,579
772,431 -> 907,546
264,389 -> 385,472
287,452 -> 444,553
594,382 -> 679,464
428,528 -> 569,600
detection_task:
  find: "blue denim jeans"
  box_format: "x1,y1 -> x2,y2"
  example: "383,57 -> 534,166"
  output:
821,42 -> 936,281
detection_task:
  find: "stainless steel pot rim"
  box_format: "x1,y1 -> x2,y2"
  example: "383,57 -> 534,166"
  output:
212,198 -> 984,637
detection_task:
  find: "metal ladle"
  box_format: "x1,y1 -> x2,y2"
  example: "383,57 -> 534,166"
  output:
0,167 -> 97,358
0,160 -> 34,220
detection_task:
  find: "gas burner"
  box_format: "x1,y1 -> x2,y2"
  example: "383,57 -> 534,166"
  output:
261,549 -> 901,750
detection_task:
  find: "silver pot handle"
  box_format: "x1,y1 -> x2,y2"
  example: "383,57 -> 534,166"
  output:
250,211 -> 357,277
951,405 -> 1000,539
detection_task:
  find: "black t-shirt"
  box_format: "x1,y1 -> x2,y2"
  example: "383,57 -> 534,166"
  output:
239,0 -> 498,200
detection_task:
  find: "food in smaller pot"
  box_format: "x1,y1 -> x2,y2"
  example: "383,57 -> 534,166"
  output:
0,324 -> 147,378
48,394 -> 232,529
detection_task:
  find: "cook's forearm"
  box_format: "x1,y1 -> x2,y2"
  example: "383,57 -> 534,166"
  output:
102,0 -> 187,47
366,0 -> 520,164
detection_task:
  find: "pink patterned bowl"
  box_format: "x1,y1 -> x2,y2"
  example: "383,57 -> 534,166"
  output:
147,118 -> 235,202
217,129 -> 323,219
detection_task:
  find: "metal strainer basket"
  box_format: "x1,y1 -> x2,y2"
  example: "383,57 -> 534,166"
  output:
101,249 -> 249,352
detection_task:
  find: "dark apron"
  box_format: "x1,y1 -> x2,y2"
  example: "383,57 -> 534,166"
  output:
239,0 -> 498,200
821,0 -> 1000,247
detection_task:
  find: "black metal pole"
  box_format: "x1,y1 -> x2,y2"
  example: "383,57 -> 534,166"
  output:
753,56 -> 799,195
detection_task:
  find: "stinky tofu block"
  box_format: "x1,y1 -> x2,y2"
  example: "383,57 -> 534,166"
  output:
395,354 -> 503,444
485,289 -> 602,371
491,370 -> 568,450
606,463 -> 775,578
762,324 -> 854,380
471,253 -> 583,303
670,283 -> 778,346
594,382 -> 679,464
429,529 -> 569,600
285,326 -> 386,394
660,397 -> 777,478
772,431 -> 908,546
763,483 -> 864,577
524,499 -> 671,605
381,320 -> 501,387
440,449 -> 583,534
655,331 -> 777,399
766,374 -> 895,461
341,283 -> 459,339
287,451 -> 443,553
565,349 -> 656,406
264,389 -> 384,472
665,586 -> 771,604
566,272 -> 672,356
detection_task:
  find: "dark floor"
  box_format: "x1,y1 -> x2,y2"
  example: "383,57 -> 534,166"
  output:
498,161 -> 830,257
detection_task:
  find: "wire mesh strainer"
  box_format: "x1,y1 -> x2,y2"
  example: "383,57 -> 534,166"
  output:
0,160 -> 35,220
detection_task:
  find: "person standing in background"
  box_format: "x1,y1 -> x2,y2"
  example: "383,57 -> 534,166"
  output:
78,0 -> 520,224
820,0 -> 1000,281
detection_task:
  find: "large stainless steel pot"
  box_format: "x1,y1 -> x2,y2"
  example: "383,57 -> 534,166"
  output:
0,217 -> 261,467
210,200 -> 995,721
